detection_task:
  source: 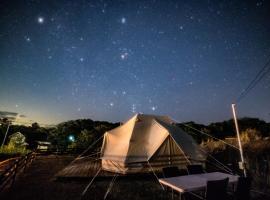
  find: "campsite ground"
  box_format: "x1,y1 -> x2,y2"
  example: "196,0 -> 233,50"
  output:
0,155 -> 269,200
0,155 -> 169,200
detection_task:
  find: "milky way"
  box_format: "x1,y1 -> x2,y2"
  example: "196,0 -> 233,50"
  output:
0,0 -> 270,125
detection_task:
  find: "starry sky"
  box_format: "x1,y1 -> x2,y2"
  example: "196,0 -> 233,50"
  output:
0,0 -> 270,126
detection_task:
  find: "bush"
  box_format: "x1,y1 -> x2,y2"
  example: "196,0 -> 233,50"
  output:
0,145 -> 30,155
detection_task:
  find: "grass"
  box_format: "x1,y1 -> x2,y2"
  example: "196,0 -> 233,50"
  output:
0,145 -> 30,161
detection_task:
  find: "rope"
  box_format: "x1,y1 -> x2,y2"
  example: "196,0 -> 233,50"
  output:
67,134 -> 104,168
181,123 -> 239,150
236,54 -> 270,103
77,134 -> 104,158
147,161 -> 165,190
205,159 -> 233,174
103,174 -> 118,200
81,168 -> 102,197
77,151 -> 101,160
171,117 -> 235,174
198,146 -> 233,174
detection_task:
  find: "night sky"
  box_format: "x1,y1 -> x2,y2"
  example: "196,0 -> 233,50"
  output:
1,0 -> 270,125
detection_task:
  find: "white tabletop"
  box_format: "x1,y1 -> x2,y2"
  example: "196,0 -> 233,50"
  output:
159,172 -> 239,193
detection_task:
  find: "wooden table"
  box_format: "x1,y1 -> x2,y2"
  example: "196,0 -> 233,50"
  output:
159,172 -> 239,198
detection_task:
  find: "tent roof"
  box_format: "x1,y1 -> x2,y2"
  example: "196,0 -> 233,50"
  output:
101,114 -> 204,164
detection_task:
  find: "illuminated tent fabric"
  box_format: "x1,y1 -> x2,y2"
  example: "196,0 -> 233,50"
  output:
101,114 -> 204,174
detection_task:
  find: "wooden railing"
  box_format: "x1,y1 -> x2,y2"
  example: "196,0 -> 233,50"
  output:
36,147 -> 96,155
0,152 -> 36,192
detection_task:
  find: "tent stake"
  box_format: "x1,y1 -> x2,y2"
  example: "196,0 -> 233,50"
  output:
231,103 -> 247,177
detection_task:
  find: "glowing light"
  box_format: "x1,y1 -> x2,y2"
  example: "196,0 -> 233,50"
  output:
37,17 -> 44,24
68,135 -> 75,142
25,36 -> 31,42
151,106 -> 157,111
120,52 -> 128,60
121,17 -> 126,24
132,104 -> 136,113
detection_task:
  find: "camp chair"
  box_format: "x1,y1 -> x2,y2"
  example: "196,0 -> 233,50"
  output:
205,177 -> 229,200
162,166 -> 187,178
187,164 -> 205,174
234,177 -> 252,200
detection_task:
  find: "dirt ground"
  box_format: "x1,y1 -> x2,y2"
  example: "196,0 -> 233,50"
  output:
0,155 -> 269,200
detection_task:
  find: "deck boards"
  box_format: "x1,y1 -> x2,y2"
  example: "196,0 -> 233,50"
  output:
55,156 -> 120,178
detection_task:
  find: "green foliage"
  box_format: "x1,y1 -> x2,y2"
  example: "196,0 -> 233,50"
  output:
8,132 -> 27,149
179,117 -> 270,144
0,145 -> 30,155
47,119 -> 119,150
1,116 -> 269,152
75,129 -> 95,149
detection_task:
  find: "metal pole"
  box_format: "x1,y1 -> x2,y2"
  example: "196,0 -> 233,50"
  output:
231,103 -> 247,177
1,121 -> 10,147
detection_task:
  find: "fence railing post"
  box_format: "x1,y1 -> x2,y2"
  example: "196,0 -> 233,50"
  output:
11,159 -> 19,187
0,151 -> 36,192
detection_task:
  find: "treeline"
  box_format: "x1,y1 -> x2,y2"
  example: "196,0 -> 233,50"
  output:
178,117 -> 270,143
0,117 -> 269,151
0,119 -> 119,150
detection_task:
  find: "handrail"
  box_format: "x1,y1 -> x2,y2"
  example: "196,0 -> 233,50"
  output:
0,152 -> 36,192
0,157 -> 20,167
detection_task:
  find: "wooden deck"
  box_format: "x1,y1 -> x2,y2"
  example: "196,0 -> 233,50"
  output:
55,156 -> 120,179
55,156 -> 161,179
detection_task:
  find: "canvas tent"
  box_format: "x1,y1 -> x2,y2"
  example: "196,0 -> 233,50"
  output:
101,114 -> 205,174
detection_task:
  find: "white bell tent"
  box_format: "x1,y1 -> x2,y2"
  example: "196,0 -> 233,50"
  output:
101,114 -> 204,174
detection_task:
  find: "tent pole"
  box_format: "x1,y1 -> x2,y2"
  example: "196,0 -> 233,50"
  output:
231,103 -> 247,177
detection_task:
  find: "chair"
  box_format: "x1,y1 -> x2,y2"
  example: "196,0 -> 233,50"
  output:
162,166 -> 187,178
234,177 -> 252,200
187,164 -> 204,174
205,178 -> 229,200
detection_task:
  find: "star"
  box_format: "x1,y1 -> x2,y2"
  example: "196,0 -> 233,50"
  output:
151,106 -> 157,111
110,102 -> 114,107
120,52 -> 128,60
131,104 -> 136,113
121,17 -> 126,24
25,36 -> 31,42
37,17 -> 44,24
79,57 -> 84,62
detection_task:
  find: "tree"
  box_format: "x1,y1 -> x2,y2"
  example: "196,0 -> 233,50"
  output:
75,129 -> 95,149
8,132 -> 27,149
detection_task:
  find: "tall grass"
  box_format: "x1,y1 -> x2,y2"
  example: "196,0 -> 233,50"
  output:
0,145 -> 30,155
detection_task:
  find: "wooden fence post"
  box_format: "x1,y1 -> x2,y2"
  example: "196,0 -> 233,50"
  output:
11,159 -> 19,187
23,154 -> 28,172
